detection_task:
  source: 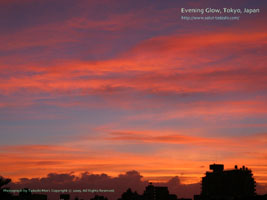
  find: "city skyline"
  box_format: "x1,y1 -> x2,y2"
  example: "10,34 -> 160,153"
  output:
1,164 -> 266,199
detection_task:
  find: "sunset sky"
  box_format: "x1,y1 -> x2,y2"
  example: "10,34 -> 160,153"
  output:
0,0 -> 266,190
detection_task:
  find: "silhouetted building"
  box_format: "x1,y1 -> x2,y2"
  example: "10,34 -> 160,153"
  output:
118,183 -> 178,200
143,183 -> 178,200
195,164 -> 259,200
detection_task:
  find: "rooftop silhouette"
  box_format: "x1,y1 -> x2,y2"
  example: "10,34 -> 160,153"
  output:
118,183 -> 178,200
194,164 -> 267,200
1,164 -> 267,200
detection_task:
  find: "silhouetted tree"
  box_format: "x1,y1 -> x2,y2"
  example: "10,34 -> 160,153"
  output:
118,188 -> 142,200
0,176 -> 11,189
0,176 -> 13,200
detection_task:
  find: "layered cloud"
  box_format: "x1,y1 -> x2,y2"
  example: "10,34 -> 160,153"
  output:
3,170 -> 266,200
0,133 -> 266,185
5,171 -> 199,199
1,30 -> 266,95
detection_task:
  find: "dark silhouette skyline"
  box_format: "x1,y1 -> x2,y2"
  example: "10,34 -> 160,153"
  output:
194,164 -> 264,200
1,164 -> 267,200
202,164 -> 255,197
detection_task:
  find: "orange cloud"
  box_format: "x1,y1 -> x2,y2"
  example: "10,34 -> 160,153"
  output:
1,132 -> 266,184
105,130 -> 226,145
1,29 -> 266,97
